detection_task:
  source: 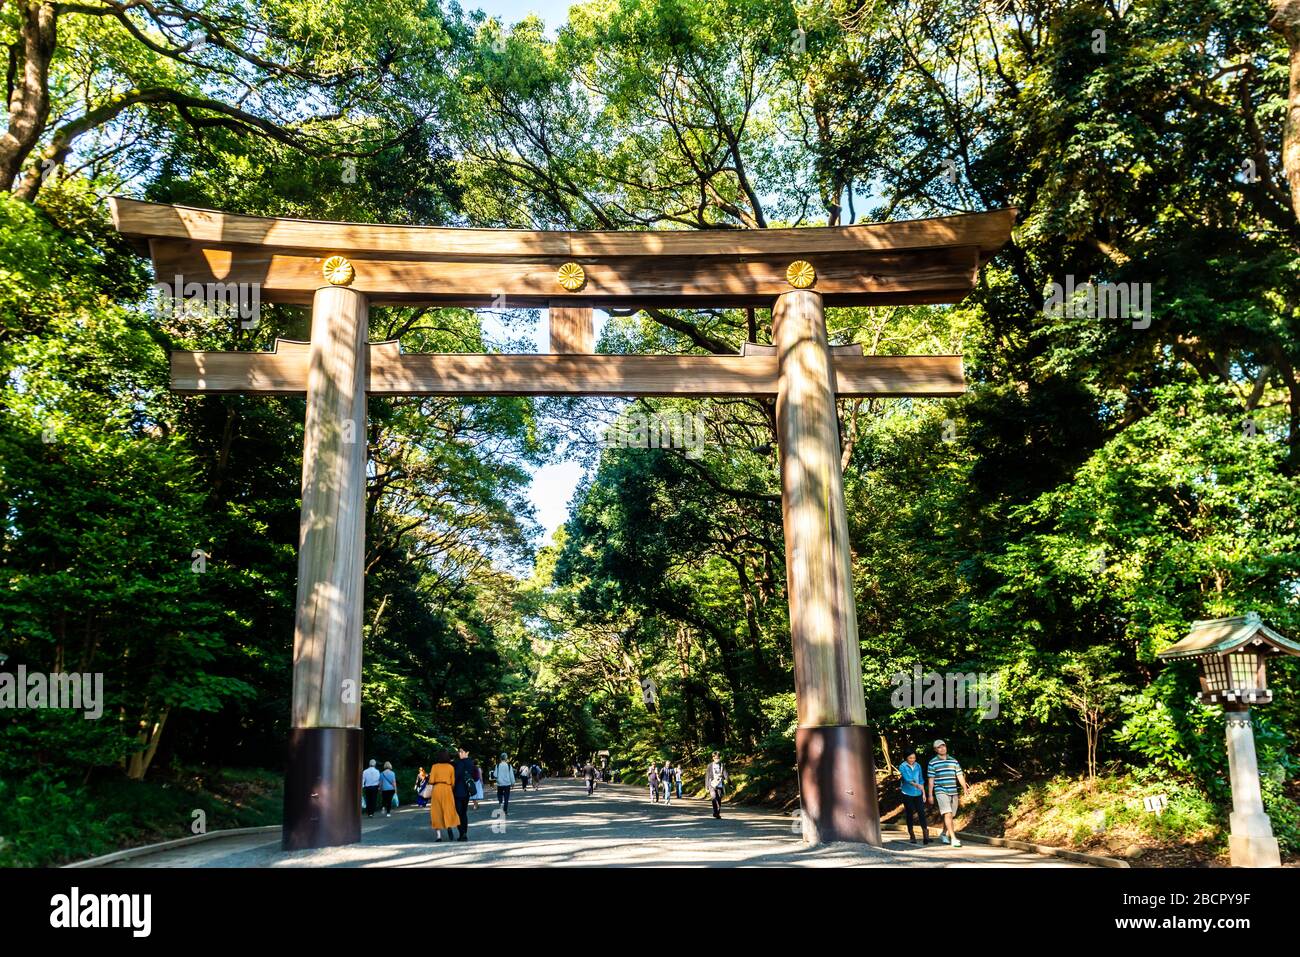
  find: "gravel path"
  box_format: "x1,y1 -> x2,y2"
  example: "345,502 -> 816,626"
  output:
102,780 -> 1083,868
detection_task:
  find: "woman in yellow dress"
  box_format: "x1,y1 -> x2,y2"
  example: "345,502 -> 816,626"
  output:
426,749 -> 460,841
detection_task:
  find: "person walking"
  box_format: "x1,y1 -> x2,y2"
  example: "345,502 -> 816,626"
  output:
425,750 -> 460,842
662,763 -> 673,804
452,746 -> 475,841
361,759 -> 382,818
379,761 -> 398,817
496,752 -> 517,815
471,759 -> 485,809
584,759 -> 597,795
926,739 -> 970,847
519,761 -> 531,792
648,762 -> 661,803
705,752 -> 729,819
530,762 -> 542,790
899,747 -> 930,844
675,763 -> 683,799
414,767 -> 429,808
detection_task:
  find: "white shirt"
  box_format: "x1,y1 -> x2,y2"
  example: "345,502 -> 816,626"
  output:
362,766 -> 382,787
496,762 -> 516,786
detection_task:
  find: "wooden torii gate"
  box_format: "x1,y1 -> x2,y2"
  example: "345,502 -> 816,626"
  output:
109,198 -> 1013,851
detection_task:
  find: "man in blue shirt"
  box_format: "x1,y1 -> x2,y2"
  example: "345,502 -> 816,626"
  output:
926,739 -> 971,847
898,747 -> 930,844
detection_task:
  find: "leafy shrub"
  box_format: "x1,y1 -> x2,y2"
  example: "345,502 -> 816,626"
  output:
1261,776 -> 1300,853
0,776 -> 118,867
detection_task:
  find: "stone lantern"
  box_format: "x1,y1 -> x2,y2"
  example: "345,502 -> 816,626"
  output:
1157,613 -> 1300,867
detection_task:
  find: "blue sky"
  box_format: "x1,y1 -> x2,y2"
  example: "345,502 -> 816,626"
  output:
473,0 -> 575,29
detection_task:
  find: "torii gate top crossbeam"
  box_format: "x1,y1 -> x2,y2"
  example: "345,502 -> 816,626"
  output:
109,198 -> 1015,309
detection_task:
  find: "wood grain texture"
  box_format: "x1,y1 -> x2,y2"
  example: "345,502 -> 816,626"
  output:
112,196 -> 1016,259
170,346 -> 966,398
742,342 -> 865,356
547,300 -> 595,353
290,287 -> 368,730
146,241 -> 981,307
774,290 -> 868,728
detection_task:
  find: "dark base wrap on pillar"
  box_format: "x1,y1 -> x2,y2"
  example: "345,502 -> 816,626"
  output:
796,724 -> 882,846
282,727 -> 363,850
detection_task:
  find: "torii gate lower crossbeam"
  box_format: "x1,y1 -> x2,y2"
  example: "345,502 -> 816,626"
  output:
109,199 -> 1014,851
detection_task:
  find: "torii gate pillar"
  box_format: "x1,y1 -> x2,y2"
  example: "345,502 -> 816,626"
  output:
774,289 -> 881,846
282,283 -> 369,850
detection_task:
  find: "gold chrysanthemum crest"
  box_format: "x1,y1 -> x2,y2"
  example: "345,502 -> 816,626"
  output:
786,260 -> 816,289
322,255 -> 355,286
556,261 -> 586,291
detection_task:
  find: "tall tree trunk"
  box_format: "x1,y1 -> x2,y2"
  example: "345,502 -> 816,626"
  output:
665,598 -> 752,745
735,558 -> 770,685
125,709 -> 170,780
1272,1 -> 1300,220
0,2 -> 57,192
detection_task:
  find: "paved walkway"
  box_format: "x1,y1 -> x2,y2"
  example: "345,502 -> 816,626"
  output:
101,780 -> 1083,868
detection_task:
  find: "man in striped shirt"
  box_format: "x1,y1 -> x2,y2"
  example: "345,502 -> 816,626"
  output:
926,739 -> 970,847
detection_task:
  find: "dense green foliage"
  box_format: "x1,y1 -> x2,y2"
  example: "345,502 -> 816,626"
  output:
1,0 -> 1298,865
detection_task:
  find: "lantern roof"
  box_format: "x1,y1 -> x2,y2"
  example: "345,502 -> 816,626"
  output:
1157,613 -> 1300,662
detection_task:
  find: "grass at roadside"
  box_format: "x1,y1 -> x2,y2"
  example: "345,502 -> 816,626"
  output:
880,771 -> 1241,866
0,766 -> 282,867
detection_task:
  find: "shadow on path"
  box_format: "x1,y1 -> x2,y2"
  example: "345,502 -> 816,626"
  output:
104,781 -> 1085,869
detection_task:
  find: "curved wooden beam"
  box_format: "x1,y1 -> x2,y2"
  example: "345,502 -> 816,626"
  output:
111,197 -> 1016,260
